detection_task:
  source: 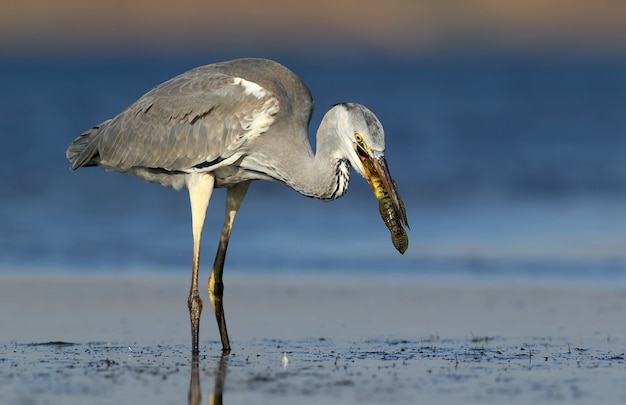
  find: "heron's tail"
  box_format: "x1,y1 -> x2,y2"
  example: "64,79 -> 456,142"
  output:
66,119 -> 111,170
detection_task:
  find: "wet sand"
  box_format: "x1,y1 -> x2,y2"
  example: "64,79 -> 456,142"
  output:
1,274 -> 625,404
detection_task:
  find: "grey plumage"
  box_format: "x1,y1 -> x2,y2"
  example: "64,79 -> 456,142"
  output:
66,58 -> 408,355
68,60 -> 290,189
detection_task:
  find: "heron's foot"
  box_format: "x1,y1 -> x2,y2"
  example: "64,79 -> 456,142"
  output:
188,293 -> 203,354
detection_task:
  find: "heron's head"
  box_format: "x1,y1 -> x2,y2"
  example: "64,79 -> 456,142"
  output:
335,103 -> 409,253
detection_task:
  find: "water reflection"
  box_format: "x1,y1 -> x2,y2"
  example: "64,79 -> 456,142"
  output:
188,354 -> 228,405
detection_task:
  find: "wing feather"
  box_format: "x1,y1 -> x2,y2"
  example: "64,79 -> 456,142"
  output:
69,67 -> 279,172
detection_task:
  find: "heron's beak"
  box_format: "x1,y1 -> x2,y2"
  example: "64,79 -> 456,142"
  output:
356,144 -> 409,253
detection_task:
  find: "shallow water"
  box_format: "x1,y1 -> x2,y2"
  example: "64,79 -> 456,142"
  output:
2,52 -> 626,404
1,276 -> 625,404
3,335 -> 626,404
2,52 -> 626,283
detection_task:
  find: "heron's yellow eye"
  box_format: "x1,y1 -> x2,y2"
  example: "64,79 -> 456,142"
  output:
355,133 -> 363,143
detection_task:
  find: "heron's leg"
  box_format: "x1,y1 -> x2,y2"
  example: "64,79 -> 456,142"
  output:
209,181 -> 250,355
187,173 -> 215,355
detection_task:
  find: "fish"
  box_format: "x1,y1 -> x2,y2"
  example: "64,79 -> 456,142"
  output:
363,157 -> 409,254
378,180 -> 409,254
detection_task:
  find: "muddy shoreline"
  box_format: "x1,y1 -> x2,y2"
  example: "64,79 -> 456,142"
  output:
1,276 -> 625,403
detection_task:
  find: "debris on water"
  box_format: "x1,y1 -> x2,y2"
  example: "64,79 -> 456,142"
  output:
282,352 -> 289,368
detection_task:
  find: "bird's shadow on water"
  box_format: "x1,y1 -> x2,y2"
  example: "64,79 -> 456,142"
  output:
189,354 -> 226,405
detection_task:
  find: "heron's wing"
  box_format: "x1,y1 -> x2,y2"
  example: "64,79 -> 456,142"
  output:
69,69 -> 279,171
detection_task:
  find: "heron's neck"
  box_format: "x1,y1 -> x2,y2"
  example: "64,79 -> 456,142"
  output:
283,112 -> 351,201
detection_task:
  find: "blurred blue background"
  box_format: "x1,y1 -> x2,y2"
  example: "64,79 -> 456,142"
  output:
1,1 -> 626,283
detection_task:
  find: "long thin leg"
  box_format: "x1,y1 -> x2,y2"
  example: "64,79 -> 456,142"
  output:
187,173 -> 215,355
209,181 -> 250,355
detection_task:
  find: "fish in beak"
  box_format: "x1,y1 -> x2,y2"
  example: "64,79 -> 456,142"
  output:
356,144 -> 409,254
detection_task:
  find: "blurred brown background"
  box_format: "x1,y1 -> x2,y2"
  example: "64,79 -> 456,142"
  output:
2,0 -> 626,55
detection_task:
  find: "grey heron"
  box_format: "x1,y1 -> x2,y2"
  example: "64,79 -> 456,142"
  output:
66,58 -> 409,355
